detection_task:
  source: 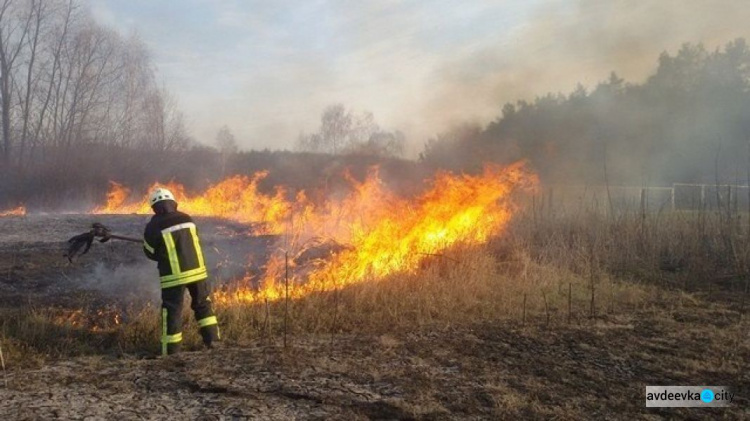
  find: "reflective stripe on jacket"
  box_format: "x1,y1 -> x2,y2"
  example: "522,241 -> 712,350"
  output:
144,210 -> 208,288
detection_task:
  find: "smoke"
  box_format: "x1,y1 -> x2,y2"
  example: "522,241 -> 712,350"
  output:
79,261 -> 160,303
418,0 -> 750,146
89,1 -> 750,162
72,221 -> 279,304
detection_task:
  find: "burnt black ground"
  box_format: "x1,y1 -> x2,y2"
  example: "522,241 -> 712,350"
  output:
0,214 -> 277,307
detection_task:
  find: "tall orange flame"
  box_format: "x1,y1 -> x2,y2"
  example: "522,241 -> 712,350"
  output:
94,162 -> 537,304
94,173 -> 303,234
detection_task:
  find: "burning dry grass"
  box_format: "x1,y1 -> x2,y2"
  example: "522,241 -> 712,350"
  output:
0,206 -> 25,217
0,304 -> 153,363
94,173 -> 294,232
215,243 -> 655,341
3,205 -> 740,366
2,163 -> 546,364
0,237 -> 658,367
3,170 -> 750,372
95,163 -> 540,305
2,179 -> 750,418
203,201 -> 750,353
2,204 -> 747,371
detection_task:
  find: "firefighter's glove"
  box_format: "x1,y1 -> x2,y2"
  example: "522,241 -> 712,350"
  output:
91,222 -> 112,243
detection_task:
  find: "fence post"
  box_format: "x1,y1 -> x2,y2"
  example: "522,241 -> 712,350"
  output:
567,283 -> 572,324
671,184 -> 675,211
727,184 -> 732,218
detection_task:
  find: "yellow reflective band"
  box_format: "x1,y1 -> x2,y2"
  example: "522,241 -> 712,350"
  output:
189,226 -> 205,269
198,316 -> 218,327
143,240 -> 155,254
161,222 -> 195,233
160,273 -> 207,289
164,332 -> 183,343
162,231 -> 181,275
161,308 -> 167,356
160,267 -> 207,282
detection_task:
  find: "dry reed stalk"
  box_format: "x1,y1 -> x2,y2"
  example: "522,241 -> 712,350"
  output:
589,254 -> 596,319
283,251 -> 289,349
741,279 -> 749,319
330,274 -> 340,347
263,298 -> 270,339
0,341 -> 7,388
568,283 -> 572,324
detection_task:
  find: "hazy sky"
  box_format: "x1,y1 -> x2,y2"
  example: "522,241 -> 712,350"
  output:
89,1 -> 749,155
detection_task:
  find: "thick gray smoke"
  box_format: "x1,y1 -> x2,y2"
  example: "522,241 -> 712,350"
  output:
423,0 -> 750,140
416,1 -> 750,187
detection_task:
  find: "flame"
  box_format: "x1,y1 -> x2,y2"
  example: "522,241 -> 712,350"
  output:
215,163 -> 537,305
50,307 -> 122,332
94,173 -> 303,234
93,163 -> 537,306
0,206 -> 26,217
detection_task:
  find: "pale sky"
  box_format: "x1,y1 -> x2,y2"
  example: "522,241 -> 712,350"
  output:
89,1 -> 749,155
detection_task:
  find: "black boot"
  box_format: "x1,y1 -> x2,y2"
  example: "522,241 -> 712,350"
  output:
200,324 -> 220,349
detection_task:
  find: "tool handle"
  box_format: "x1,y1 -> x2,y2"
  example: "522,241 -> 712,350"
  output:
108,234 -> 142,243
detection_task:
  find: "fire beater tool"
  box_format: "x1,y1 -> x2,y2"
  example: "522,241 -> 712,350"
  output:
65,222 -> 140,263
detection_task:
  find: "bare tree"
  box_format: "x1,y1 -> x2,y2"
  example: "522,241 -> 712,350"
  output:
16,0 -> 47,170
0,0 -> 33,165
30,0 -> 75,163
297,103 -> 404,157
142,86 -> 189,151
0,0 -> 188,186
320,104 -> 351,154
216,125 -> 237,175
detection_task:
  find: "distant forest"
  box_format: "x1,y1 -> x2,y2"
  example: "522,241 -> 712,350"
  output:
421,39 -> 750,186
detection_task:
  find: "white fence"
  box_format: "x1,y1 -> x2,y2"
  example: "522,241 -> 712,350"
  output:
533,183 -> 750,213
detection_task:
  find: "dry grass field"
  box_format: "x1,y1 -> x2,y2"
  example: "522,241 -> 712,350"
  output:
0,208 -> 748,419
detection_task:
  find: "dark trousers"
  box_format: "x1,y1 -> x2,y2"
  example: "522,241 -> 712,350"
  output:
161,279 -> 219,355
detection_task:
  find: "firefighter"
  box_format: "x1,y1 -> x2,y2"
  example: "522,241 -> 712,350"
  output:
142,187 -> 219,356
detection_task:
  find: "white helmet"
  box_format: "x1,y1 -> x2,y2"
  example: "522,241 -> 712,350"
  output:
149,187 -> 176,206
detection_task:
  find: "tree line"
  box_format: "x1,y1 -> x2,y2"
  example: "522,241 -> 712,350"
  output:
420,39 -> 750,186
0,0 -> 188,174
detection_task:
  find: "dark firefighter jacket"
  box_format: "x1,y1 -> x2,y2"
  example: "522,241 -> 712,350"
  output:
143,203 -> 208,289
